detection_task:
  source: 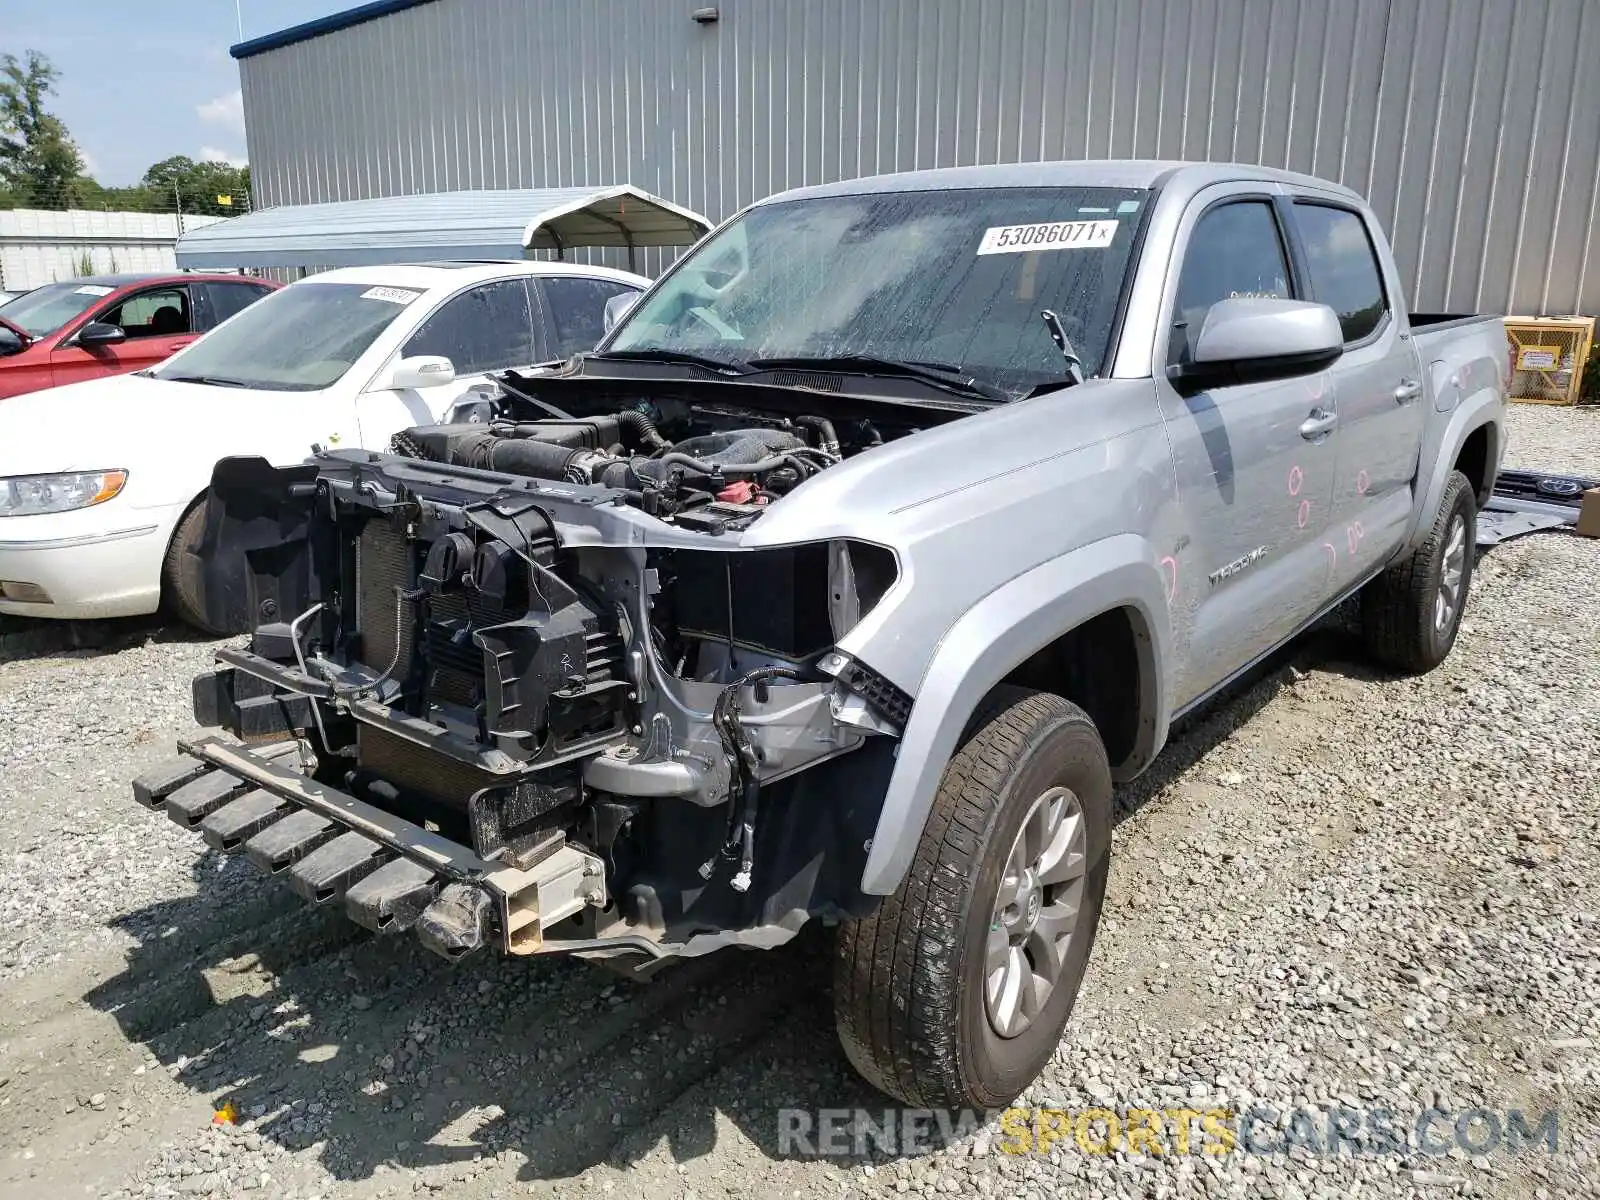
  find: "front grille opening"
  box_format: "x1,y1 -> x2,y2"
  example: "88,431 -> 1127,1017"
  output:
348,514 -> 629,785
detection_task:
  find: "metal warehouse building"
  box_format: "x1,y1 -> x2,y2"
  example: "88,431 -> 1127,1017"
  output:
234,0 -> 1600,316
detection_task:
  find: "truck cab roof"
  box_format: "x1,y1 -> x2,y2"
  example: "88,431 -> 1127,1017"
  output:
762,159 -> 1366,206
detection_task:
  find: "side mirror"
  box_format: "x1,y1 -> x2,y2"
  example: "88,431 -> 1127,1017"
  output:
0,326 -> 24,356
383,355 -> 456,390
1170,298 -> 1343,394
602,292 -> 640,334
76,321 -> 127,348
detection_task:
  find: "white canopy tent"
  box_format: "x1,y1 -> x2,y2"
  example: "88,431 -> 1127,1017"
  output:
174,186 -> 713,273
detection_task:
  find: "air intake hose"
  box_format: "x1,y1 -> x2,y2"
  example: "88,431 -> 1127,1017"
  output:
618,409 -> 670,453
401,427 -> 586,480
485,437 -> 586,479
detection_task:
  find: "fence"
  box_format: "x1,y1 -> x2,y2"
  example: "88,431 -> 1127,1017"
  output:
0,209 -> 227,291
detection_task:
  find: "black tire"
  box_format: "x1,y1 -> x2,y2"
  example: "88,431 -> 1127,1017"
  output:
833,686 -> 1112,1108
162,499 -> 222,635
1360,469 -> 1477,674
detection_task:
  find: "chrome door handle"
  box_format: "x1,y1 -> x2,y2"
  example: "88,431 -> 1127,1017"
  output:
1299,410 -> 1338,440
1394,378 -> 1423,403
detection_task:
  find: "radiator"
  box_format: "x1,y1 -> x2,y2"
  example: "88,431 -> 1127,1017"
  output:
353,517 -> 624,773
356,519 -> 413,676
356,520 -> 511,702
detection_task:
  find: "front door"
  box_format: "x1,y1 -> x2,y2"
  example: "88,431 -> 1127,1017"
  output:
356,278 -> 546,447
1286,200 -> 1425,587
1154,192 -> 1341,706
535,275 -> 643,361
49,285 -> 199,386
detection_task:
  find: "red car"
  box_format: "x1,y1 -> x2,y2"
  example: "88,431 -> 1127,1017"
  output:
0,272 -> 281,400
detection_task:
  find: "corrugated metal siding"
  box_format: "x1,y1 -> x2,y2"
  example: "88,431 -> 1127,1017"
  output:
240,0 -> 1600,314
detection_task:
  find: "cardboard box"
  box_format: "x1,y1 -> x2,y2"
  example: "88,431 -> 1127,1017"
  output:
1577,488 -> 1600,539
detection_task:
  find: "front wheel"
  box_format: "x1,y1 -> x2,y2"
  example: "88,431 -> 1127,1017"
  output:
162,499 -> 223,636
833,687 -> 1112,1108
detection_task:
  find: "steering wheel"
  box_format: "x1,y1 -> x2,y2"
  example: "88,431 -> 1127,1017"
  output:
683,305 -> 742,340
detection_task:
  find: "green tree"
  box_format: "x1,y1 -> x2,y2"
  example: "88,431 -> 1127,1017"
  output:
74,175 -> 163,212
0,51 -> 85,209
141,154 -> 251,217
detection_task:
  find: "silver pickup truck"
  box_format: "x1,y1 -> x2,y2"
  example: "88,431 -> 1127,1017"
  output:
133,161 -> 1505,1110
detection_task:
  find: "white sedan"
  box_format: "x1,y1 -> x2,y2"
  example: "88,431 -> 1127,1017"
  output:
0,259 -> 647,627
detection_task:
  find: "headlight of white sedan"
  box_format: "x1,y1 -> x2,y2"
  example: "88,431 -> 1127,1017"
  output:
0,470 -> 128,517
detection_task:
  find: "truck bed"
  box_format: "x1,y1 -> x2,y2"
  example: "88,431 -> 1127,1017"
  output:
1407,312 -> 1508,509
1411,311 -> 1503,336
1410,312 -> 1506,366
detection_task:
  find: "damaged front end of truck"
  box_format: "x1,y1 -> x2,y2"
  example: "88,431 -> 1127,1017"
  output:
132,385 -> 935,971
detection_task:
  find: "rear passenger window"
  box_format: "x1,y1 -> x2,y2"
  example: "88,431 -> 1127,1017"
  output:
201,281 -> 271,328
1294,204 -> 1388,343
1171,201 -> 1292,363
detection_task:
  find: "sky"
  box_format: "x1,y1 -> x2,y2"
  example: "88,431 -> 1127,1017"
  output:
1,0 -> 349,185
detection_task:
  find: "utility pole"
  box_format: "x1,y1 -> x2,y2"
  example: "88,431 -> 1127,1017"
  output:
174,180 -> 183,233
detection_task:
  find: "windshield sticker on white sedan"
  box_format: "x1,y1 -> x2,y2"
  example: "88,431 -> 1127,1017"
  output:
73,284 -> 114,296
977,219 -> 1120,255
360,286 -> 420,304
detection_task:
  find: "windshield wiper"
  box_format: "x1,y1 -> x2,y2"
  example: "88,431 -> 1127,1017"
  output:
588,348 -> 751,375
160,374 -> 254,388
1031,310 -> 1086,396
745,354 -> 1005,402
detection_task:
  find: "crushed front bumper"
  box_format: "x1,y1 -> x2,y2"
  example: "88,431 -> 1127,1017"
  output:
132,735 -> 606,960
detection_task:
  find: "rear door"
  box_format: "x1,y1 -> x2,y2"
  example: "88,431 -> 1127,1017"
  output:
534,275 -> 644,361
1154,189 -> 1341,705
49,284 -> 198,386
1286,200 -> 1425,587
356,277 -> 544,444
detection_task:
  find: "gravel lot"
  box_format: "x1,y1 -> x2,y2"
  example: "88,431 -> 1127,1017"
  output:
1,406 -> 1597,1200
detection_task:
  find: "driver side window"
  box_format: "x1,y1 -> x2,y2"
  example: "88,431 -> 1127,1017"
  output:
1170,201 -> 1293,366
97,288 -> 191,339
403,280 -> 536,375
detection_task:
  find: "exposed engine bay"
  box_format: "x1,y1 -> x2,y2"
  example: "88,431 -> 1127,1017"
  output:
391,391 -> 883,529
170,376 -> 933,969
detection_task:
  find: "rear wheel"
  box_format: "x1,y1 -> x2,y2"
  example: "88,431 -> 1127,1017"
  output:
1360,469 -> 1476,673
162,499 -> 221,635
833,686 -> 1112,1108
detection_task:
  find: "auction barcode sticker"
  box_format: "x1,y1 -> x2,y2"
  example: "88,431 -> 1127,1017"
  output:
361,286 -> 420,304
977,219 -> 1120,255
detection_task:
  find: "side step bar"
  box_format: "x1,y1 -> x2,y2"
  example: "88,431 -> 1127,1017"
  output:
131,736 -> 605,960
